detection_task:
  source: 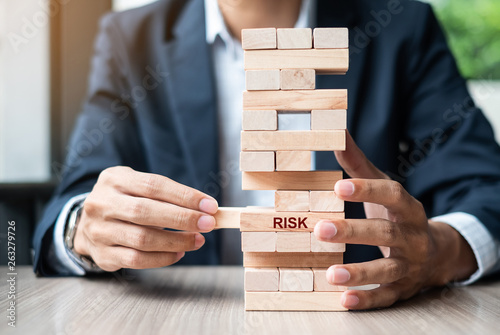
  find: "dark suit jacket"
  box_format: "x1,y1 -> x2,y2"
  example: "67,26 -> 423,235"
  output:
34,0 -> 500,275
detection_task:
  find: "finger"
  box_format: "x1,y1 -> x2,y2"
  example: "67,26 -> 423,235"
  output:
340,284 -> 401,310
334,178 -> 416,215
109,193 -> 216,232
334,130 -> 388,179
326,258 -> 408,286
96,220 -> 205,252
314,219 -> 404,247
97,246 -> 185,271
102,167 -> 218,214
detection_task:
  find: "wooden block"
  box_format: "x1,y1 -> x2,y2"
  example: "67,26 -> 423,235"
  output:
241,232 -> 277,252
277,28 -> 312,49
311,110 -> 347,130
214,207 -> 242,229
243,89 -> 347,111
312,268 -> 347,292
242,171 -> 343,191
244,49 -> 348,74
276,232 -> 311,252
241,28 -> 276,50
310,233 -> 346,253
240,151 -> 275,172
242,110 -> 277,131
280,69 -> 315,90
241,130 -> 345,151
279,268 -> 313,291
309,191 -> 344,212
245,70 -> 280,91
276,151 -> 311,171
245,292 -> 347,311
275,191 -> 309,212
245,268 -> 279,292
243,252 -> 343,268
313,28 -> 349,49
240,207 -> 345,232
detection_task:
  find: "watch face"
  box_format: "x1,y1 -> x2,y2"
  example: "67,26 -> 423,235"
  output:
65,205 -> 81,250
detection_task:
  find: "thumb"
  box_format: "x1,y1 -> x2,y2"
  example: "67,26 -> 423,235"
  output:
335,130 -> 389,179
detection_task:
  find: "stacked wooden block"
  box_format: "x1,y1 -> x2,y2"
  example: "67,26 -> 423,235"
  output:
240,28 -> 349,311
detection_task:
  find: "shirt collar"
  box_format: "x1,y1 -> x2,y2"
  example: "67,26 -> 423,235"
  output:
205,0 -> 315,46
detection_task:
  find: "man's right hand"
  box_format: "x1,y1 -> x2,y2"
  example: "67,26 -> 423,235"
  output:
73,166 -> 219,272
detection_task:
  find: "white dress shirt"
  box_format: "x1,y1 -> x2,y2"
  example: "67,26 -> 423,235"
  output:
52,0 -> 499,282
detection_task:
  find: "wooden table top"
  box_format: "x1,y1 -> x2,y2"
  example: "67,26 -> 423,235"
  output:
1,266 -> 499,334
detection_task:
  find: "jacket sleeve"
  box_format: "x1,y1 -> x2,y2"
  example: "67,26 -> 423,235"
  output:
33,13 -> 146,276
400,5 -> 500,276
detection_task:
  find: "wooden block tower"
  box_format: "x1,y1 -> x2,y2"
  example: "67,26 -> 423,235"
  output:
239,27 -> 349,311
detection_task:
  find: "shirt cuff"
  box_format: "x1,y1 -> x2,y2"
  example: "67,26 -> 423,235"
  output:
53,193 -> 90,276
431,212 -> 499,285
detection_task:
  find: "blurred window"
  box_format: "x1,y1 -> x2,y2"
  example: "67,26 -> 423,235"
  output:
0,0 -> 50,182
427,0 -> 500,80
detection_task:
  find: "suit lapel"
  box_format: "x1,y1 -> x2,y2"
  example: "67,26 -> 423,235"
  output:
160,0 -> 219,193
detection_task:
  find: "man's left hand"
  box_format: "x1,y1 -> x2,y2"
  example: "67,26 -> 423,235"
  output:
314,131 -> 478,310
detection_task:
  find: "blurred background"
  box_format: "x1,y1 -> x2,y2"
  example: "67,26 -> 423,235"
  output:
0,0 -> 499,265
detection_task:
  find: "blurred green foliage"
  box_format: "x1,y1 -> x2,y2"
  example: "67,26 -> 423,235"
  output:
430,0 -> 500,79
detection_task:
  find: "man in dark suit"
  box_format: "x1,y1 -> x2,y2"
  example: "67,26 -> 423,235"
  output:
33,0 -> 500,310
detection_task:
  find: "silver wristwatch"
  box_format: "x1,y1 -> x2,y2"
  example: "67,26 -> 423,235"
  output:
64,202 -> 102,272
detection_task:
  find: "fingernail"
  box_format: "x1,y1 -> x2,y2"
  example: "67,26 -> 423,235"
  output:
327,267 -> 350,284
335,180 -> 354,197
342,294 -> 359,308
315,221 -> 337,240
199,198 -> 218,214
176,252 -> 185,261
194,234 -> 205,249
197,215 -> 215,231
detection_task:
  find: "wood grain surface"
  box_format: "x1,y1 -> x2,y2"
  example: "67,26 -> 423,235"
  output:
242,89 -> 347,111
241,130 -> 346,151
245,291 -> 346,311
243,252 -> 343,268
244,49 -> 349,74
1,267 -> 499,335
213,207 -> 242,229
242,171 -> 343,190
240,207 -> 345,231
